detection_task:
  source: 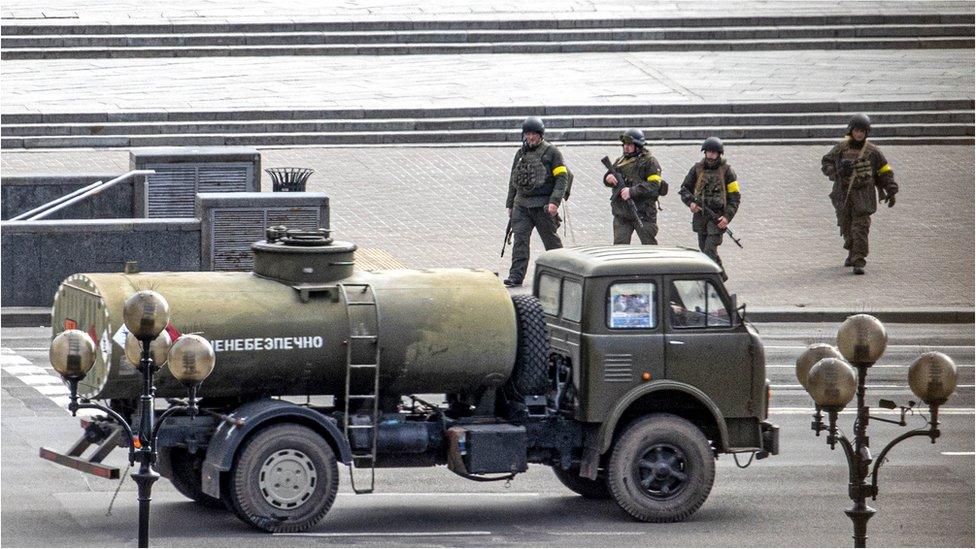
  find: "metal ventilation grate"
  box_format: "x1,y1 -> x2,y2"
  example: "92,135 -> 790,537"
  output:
211,207 -> 321,271
603,354 -> 634,382
146,162 -> 252,217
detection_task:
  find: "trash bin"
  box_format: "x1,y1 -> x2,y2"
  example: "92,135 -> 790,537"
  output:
266,167 -> 314,192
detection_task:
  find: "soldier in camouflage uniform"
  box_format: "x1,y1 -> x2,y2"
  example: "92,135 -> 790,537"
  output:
821,114 -> 898,275
603,128 -> 667,245
504,116 -> 568,287
679,137 -> 741,281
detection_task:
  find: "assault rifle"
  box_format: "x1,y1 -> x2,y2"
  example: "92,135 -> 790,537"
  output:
600,156 -> 644,229
690,197 -> 744,248
500,217 -> 514,257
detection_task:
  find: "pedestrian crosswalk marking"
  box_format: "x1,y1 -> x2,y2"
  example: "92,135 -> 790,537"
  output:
1,347 -> 99,417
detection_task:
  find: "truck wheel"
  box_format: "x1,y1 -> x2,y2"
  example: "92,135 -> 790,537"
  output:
551,466 -> 611,499
608,414 -> 715,523
506,294 -> 551,398
158,447 -> 223,508
226,424 -> 339,533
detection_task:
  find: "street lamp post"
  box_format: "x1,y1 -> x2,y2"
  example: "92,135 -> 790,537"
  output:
796,314 -> 958,548
49,291 -> 215,548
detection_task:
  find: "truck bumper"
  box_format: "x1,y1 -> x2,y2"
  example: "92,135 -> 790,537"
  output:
756,421 -> 780,460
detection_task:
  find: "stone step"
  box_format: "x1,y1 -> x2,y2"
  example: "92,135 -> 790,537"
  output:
4,123 -> 971,149
5,100 -> 972,125
4,24 -> 972,49
4,36 -> 973,59
5,111 -> 973,137
3,13 -> 972,35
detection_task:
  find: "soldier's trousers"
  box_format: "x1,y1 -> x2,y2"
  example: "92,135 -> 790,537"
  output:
838,208 -> 871,267
697,232 -> 726,279
508,204 -> 563,283
613,216 -> 658,245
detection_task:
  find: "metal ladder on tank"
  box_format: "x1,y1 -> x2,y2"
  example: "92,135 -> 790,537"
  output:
338,283 -> 380,494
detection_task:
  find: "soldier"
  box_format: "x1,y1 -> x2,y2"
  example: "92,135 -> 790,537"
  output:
821,114 -> 898,275
503,116 -> 568,287
678,137 -> 740,281
603,128 -> 667,245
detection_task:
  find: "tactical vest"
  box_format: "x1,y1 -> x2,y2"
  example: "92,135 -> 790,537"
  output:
512,142 -> 553,197
839,141 -> 873,189
694,162 -> 728,210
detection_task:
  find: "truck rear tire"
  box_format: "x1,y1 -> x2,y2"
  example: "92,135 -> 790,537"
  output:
225,424 -> 339,533
505,294 -> 551,398
158,447 -> 223,508
551,466 -> 611,499
608,414 -> 715,522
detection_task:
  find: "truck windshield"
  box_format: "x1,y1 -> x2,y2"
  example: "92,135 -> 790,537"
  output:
607,282 -> 657,329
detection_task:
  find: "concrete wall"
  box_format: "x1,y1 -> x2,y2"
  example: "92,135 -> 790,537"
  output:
1,174 -> 142,220
1,219 -> 200,307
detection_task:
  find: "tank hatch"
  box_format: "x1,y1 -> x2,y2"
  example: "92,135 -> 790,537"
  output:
252,226 -> 357,284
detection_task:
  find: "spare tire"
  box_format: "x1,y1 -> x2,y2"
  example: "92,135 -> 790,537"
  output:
504,294 -> 551,399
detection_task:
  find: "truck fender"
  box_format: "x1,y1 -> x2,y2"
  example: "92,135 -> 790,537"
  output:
200,398 -> 352,499
597,381 -> 729,455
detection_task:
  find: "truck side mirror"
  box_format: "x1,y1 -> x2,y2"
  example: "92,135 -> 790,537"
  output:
729,293 -> 742,325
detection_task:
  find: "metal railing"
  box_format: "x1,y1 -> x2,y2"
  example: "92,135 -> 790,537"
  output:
9,169 -> 155,221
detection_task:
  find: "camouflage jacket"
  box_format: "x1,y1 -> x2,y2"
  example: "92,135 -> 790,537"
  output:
506,140 -> 569,209
603,148 -> 666,222
679,159 -> 741,235
821,138 -> 898,216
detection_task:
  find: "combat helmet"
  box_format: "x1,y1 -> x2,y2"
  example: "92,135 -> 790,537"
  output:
521,116 -> 546,136
619,128 -> 646,148
846,113 -> 872,136
701,136 -> 724,155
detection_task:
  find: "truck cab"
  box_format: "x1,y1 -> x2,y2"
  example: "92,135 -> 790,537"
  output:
534,246 -> 776,468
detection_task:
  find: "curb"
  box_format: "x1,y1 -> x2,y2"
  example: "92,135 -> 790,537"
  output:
5,307 -> 973,328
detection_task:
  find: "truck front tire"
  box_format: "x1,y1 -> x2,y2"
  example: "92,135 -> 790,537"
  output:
551,466 -> 611,499
225,424 -> 339,533
608,414 -> 715,522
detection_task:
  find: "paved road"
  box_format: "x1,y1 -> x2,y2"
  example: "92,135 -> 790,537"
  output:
1,322 -> 973,547
3,143 -> 973,310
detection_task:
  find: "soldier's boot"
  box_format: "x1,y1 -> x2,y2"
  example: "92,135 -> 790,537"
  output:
503,278 -> 522,287
844,252 -> 854,267
852,259 -> 866,275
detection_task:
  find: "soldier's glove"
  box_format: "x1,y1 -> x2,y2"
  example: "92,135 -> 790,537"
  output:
886,195 -> 896,208
838,159 -> 854,178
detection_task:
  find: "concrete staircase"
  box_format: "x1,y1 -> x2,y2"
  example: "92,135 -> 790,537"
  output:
3,14 -> 973,59
3,100 -> 972,149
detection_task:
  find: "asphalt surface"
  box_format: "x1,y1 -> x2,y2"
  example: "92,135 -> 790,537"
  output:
1,322 -> 973,547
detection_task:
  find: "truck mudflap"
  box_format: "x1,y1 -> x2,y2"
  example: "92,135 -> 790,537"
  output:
39,418 -> 125,479
756,420 -> 780,460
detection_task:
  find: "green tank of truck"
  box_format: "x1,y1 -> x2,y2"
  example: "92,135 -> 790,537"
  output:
44,227 -> 779,533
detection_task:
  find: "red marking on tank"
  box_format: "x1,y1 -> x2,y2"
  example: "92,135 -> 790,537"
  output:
165,323 -> 182,341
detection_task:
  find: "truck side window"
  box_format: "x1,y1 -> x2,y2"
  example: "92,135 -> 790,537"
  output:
607,282 -> 656,329
669,280 -> 731,328
562,280 -> 583,322
538,273 -> 560,316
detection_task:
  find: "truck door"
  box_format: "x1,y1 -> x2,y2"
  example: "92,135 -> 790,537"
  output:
664,276 -> 754,418
581,278 -> 665,423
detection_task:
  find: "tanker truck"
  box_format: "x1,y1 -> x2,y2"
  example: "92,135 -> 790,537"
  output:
44,227 -> 779,532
